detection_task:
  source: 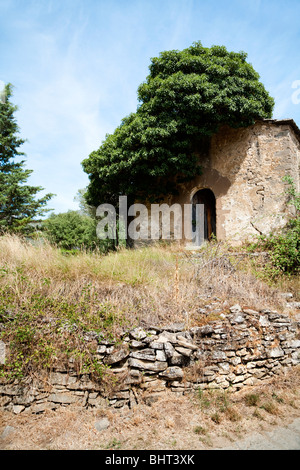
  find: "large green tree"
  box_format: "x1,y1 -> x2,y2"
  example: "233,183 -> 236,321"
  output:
0,84 -> 53,233
82,42 -> 274,207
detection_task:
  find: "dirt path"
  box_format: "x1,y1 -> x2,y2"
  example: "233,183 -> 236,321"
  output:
216,417 -> 300,449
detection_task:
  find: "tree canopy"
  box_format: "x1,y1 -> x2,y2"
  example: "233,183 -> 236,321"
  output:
0,84 -> 53,233
82,42 -> 274,207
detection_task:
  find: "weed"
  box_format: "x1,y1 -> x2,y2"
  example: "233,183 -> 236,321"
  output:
272,392 -> 284,404
253,408 -> 264,420
195,388 -> 239,425
215,391 -> 230,412
211,412 -> 221,424
193,425 -> 207,435
260,401 -> 279,415
244,393 -> 260,407
247,176 -> 300,278
224,406 -> 241,422
197,389 -> 211,410
105,438 -> 122,449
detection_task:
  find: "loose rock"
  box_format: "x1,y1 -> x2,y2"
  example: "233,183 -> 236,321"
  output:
95,418 -> 110,432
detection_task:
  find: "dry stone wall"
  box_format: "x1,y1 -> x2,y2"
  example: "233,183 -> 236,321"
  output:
1,304 -> 300,414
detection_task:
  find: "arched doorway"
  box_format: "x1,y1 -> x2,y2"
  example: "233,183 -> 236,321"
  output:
192,188 -> 216,244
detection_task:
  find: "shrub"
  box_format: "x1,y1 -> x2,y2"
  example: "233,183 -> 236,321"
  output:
42,210 -> 114,252
249,176 -> 299,277
262,219 -> 299,276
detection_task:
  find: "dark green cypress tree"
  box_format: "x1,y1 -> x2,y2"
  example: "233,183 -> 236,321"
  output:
0,83 -> 53,233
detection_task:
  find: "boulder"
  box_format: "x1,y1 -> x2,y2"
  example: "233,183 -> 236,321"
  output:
156,331 -> 178,344
230,304 -> 242,313
266,347 -> 284,358
48,393 -> 80,405
156,350 -> 167,361
175,346 -> 192,357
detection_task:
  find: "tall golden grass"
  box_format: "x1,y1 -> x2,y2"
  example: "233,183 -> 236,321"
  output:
0,233 -> 289,329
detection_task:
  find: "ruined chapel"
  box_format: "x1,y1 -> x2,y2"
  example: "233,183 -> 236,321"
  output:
166,118 -> 300,246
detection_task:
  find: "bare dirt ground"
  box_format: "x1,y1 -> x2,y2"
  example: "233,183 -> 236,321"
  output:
1,368 -> 300,451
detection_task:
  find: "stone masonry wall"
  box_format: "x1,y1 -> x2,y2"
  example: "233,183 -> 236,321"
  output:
1,304 -> 300,414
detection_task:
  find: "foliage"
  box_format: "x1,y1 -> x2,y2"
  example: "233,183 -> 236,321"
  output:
262,222 -> 299,276
0,83 -> 53,233
0,281 -> 125,380
82,41 -> 274,208
283,174 -> 300,212
42,210 -> 113,252
248,176 -> 300,277
74,187 -> 96,217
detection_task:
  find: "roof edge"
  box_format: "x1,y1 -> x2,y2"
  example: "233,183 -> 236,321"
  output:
262,118 -> 300,141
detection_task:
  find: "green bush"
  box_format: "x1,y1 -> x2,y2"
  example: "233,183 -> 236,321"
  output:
42,210 -> 98,250
42,210 -> 115,252
263,219 -> 299,276
249,176 -> 299,277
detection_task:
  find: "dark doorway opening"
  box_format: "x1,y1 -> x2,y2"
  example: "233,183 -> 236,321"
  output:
192,188 -> 216,243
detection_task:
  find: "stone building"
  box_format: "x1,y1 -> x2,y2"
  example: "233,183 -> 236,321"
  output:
166,118 -> 300,246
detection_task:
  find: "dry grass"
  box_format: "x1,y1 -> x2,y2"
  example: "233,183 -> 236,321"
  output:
0,234 -> 181,329
0,234 -> 289,326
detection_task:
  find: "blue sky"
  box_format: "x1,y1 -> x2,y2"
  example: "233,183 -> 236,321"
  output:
1,0 -> 300,214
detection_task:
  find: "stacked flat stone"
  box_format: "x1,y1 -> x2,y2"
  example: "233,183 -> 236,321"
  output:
1,305 -> 299,413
